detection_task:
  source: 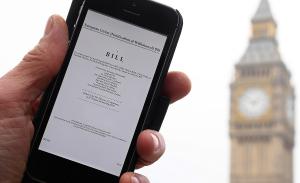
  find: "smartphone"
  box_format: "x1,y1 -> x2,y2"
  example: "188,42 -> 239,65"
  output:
26,0 -> 182,182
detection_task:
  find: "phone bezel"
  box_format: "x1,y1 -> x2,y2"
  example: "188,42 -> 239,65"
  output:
27,0 -> 181,181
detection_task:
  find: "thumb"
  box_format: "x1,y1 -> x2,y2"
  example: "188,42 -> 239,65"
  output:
0,15 -> 68,102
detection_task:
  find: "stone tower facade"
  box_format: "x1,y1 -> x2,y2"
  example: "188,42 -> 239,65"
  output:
229,0 -> 295,183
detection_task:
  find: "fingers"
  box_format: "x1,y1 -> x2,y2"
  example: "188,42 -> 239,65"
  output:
135,130 -> 165,169
162,71 -> 191,103
121,131 -> 163,182
120,172 -> 149,183
0,15 -> 68,102
133,72 -> 190,169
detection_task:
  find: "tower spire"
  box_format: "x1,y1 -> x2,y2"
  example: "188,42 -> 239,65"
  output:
251,0 -> 277,40
252,0 -> 274,23
239,0 -> 281,64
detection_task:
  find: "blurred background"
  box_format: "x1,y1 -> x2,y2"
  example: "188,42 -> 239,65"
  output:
0,0 -> 299,182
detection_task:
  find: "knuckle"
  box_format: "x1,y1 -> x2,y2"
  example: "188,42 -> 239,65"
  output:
23,44 -> 48,63
21,44 -> 53,79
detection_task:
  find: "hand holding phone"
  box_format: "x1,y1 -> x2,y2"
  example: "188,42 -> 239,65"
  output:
24,0 -> 184,182
0,1 -> 190,183
0,17 -> 190,183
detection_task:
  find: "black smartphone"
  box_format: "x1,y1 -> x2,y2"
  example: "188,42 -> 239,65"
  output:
26,0 -> 182,182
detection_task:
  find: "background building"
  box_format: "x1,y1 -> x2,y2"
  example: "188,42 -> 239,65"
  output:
229,0 -> 295,182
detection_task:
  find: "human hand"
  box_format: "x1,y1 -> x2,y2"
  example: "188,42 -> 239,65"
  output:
0,15 -> 191,183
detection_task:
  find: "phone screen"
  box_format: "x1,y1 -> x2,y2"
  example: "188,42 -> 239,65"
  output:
38,9 -> 167,176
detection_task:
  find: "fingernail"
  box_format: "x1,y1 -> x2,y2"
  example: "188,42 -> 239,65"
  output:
44,16 -> 54,35
131,176 -> 140,183
150,133 -> 160,153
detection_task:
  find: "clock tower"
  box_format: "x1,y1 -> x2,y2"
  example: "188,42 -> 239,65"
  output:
229,0 -> 295,183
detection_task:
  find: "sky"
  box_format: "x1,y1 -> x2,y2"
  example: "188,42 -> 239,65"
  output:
0,0 -> 300,182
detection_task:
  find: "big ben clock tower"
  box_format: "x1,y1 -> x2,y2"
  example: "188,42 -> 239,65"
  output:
229,0 -> 295,183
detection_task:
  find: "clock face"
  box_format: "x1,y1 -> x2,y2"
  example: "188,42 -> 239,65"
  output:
238,88 -> 270,118
286,96 -> 294,123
